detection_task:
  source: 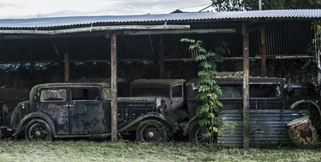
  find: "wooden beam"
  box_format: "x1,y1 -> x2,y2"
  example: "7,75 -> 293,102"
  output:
64,53 -> 70,82
242,22 -> 250,149
260,26 -> 267,77
159,36 -> 164,79
123,28 -> 236,35
110,32 -> 118,142
0,25 -> 190,35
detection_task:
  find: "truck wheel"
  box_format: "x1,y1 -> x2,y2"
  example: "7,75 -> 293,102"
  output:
189,123 -> 216,143
136,120 -> 165,143
25,119 -> 52,141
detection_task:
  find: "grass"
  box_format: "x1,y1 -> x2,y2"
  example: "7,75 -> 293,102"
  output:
0,139 -> 321,162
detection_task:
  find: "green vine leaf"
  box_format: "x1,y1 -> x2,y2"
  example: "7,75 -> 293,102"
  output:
180,38 -> 232,144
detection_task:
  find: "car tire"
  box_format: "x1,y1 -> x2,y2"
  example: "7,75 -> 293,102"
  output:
25,119 -> 52,141
136,120 -> 166,143
189,123 -> 216,143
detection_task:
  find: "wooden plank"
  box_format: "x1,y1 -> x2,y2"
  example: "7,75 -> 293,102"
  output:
110,33 -> 118,142
260,26 -> 267,77
159,36 -> 164,79
64,53 -> 70,82
242,22 -> 250,148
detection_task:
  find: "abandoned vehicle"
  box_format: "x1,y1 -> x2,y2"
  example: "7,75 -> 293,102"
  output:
0,83 -> 169,142
130,77 -> 321,145
0,77 -> 320,145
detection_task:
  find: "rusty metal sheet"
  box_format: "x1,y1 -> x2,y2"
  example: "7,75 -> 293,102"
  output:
218,109 -> 303,147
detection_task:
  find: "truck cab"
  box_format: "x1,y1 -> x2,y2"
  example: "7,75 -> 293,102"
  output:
130,79 -> 188,122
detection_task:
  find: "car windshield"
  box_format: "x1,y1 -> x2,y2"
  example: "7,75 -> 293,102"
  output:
131,88 -> 169,97
219,83 -> 281,99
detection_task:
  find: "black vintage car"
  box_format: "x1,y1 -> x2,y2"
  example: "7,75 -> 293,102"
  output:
0,82 -> 170,142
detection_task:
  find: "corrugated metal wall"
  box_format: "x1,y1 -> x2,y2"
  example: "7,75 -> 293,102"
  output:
218,109 -> 304,147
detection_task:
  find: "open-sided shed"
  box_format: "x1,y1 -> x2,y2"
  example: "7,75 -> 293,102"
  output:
0,9 -> 320,147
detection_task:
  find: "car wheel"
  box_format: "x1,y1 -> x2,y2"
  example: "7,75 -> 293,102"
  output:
189,123 -> 216,143
25,119 -> 52,141
136,120 -> 166,143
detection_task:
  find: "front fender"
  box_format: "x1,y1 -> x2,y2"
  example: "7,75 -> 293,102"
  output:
182,115 -> 200,136
290,99 -> 321,123
12,112 -> 56,137
118,112 -> 170,133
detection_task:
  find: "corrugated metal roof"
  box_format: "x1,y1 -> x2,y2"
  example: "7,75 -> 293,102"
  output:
0,9 -> 320,28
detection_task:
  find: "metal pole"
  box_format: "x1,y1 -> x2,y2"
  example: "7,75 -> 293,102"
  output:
259,0 -> 262,10
260,26 -> 267,77
110,33 -> 118,142
242,22 -> 250,148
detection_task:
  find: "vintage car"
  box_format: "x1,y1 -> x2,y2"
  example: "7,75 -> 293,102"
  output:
0,83 -> 170,142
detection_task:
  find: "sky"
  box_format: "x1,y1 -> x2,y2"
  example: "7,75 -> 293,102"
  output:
0,0 -> 214,19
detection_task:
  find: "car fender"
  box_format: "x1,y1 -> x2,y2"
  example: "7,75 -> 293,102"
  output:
290,99 -> 321,122
118,112 -> 171,133
290,99 -> 321,114
182,115 -> 200,136
12,112 -> 57,137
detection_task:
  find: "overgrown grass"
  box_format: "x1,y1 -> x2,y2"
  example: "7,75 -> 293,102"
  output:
0,139 -> 321,162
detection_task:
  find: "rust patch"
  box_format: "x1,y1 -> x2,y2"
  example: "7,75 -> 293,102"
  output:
294,123 -> 313,141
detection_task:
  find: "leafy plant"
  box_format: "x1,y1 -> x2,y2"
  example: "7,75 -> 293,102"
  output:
180,38 -> 230,143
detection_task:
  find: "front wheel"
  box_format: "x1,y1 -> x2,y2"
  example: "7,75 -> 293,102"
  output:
25,119 -> 52,141
189,123 -> 216,143
136,120 -> 166,143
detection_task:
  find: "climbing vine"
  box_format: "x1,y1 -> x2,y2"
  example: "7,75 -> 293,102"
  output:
180,38 -> 230,143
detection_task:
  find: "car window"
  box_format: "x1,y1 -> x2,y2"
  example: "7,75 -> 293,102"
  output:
219,85 -> 242,99
172,85 -> 183,97
250,84 -> 280,98
40,89 -> 67,102
219,83 -> 281,99
71,87 -> 100,100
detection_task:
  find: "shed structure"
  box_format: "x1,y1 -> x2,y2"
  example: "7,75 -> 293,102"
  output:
0,9 -> 321,147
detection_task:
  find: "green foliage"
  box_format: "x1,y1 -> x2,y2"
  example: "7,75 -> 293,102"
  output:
180,38 -> 230,143
210,0 -> 321,11
211,0 -> 245,11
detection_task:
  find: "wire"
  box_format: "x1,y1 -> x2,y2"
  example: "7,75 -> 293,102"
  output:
152,3 -> 212,14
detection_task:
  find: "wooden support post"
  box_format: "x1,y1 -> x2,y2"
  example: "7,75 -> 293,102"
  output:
64,53 -> 70,82
242,22 -> 250,148
110,33 -> 118,142
159,36 -> 164,79
260,26 -> 267,77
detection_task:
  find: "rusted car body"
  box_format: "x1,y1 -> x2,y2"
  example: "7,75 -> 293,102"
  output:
130,77 -> 321,144
0,83 -> 168,142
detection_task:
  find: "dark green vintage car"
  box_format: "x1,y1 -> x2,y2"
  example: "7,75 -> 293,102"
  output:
0,82 -> 170,142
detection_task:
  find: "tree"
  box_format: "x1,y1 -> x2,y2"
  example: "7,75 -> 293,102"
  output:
208,0 -> 321,11
244,0 -> 321,10
211,0 -> 244,11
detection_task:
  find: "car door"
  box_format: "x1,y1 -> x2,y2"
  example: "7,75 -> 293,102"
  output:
69,86 -> 106,135
170,84 -> 185,112
38,88 -> 69,135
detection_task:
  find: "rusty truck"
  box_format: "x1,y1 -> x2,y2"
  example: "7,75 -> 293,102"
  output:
130,77 -> 321,144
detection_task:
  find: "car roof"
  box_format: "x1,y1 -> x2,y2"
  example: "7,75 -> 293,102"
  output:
130,79 -> 187,88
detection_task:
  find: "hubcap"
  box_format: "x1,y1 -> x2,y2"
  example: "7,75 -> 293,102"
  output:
148,132 -> 154,137
35,131 -> 41,136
